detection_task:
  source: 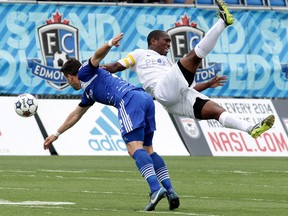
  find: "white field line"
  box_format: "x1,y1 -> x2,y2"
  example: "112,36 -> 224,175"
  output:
0,187 -> 31,191
0,170 -> 36,173
0,169 -> 134,174
137,210 -> 221,216
3,188 -> 286,206
81,190 -> 139,196
207,169 -> 288,175
1,186 -> 286,204
194,180 -> 288,189
101,169 -> 134,173
76,176 -> 144,182
81,190 -> 212,200
2,169 -> 288,175
0,203 -> 221,216
38,169 -> 86,173
0,199 -> 75,206
0,169 -> 144,182
262,170 -> 288,174
206,170 -> 256,175
0,169 -> 86,173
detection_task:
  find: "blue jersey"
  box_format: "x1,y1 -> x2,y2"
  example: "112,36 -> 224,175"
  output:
78,60 -> 141,107
77,59 -> 155,141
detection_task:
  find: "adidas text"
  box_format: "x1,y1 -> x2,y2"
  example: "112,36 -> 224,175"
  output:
89,135 -> 127,151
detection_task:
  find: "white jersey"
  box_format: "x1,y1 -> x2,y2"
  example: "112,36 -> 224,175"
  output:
118,48 -> 209,118
118,49 -> 173,96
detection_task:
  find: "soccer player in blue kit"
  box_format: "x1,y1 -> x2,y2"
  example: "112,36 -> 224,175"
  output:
43,33 -> 178,211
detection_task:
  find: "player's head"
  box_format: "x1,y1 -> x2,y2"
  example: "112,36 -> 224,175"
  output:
147,30 -> 171,56
61,58 -> 81,76
61,58 -> 82,90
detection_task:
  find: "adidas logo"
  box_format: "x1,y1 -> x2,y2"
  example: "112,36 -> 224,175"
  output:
88,107 -> 127,152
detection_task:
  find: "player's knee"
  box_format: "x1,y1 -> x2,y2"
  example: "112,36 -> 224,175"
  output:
143,146 -> 154,155
195,99 -> 226,120
127,141 -> 144,157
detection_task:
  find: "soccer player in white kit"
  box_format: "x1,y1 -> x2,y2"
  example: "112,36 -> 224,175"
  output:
104,0 -> 275,140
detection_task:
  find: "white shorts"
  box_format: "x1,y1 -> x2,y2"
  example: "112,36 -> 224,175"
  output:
154,63 -> 209,118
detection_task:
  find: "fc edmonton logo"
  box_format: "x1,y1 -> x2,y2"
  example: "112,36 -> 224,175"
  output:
167,14 -> 221,83
28,11 -> 79,90
89,107 -> 127,152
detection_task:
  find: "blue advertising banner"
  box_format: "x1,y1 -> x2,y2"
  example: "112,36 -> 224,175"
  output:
0,3 -> 288,98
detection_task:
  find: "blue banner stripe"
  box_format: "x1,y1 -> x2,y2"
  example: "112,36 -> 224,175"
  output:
0,4 -> 287,98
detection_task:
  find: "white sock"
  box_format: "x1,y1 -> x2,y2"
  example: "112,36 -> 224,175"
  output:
218,111 -> 253,133
194,19 -> 226,58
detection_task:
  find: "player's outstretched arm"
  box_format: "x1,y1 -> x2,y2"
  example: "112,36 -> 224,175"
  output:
101,62 -> 126,73
43,105 -> 91,150
90,32 -> 124,67
193,75 -> 227,92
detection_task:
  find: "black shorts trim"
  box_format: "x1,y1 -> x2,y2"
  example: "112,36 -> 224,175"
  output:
177,61 -> 194,87
193,97 -> 209,119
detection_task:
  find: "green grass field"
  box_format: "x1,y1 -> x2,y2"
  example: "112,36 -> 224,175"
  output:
1,156 -> 288,216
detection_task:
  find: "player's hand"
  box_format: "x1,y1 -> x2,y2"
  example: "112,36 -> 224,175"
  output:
43,135 -> 58,150
208,75 -> 227,88
111,32 -> 124,47
100,64 -> 107,69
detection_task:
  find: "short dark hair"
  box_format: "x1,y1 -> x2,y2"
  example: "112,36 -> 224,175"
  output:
147,30 -> 166,46
60,58 -> 81,76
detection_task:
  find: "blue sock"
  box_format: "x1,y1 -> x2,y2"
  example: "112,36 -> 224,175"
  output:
133,149 -> 160,193
150,152 -> 174,195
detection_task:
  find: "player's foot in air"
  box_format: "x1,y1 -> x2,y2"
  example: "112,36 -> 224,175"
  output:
167,190 -> 180,210
216,0 -> 234,26
144,187 -> 167,211
249,115 -> 275,138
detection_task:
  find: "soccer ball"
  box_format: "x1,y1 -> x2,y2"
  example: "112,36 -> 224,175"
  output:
14,93 -> 38,117
53,51 -> 68,68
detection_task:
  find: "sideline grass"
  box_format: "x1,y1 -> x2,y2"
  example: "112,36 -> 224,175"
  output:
0,156 -> 288,216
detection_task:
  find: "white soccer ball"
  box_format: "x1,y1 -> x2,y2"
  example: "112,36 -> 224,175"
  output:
14,93 -> 38,117
53,51 -> 68,68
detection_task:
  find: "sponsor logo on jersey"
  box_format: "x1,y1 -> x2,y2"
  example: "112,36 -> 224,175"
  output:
167,13 -> 221,83
28,11 -> 79,90
88,107 -> 127,152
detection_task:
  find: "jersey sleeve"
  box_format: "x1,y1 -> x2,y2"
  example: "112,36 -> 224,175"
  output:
117,49 -> 141,69
79,92 -> 95,107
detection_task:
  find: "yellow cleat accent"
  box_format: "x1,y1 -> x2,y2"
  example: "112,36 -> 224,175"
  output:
249,115 -> 275,139
216,0 -> 235,26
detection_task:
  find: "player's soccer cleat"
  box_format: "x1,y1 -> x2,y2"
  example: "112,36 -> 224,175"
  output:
167,190 -> 180,210
216,0 -> 234,26
249,115 -> 275,138
144,187 -> 167,211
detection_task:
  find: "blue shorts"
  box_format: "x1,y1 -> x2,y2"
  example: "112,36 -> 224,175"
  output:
117,89 -> 156,145
124,128 -> 154,147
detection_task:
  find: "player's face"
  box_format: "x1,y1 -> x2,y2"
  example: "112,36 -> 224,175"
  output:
155,33 -> 171,56
65,74 -> 81,90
